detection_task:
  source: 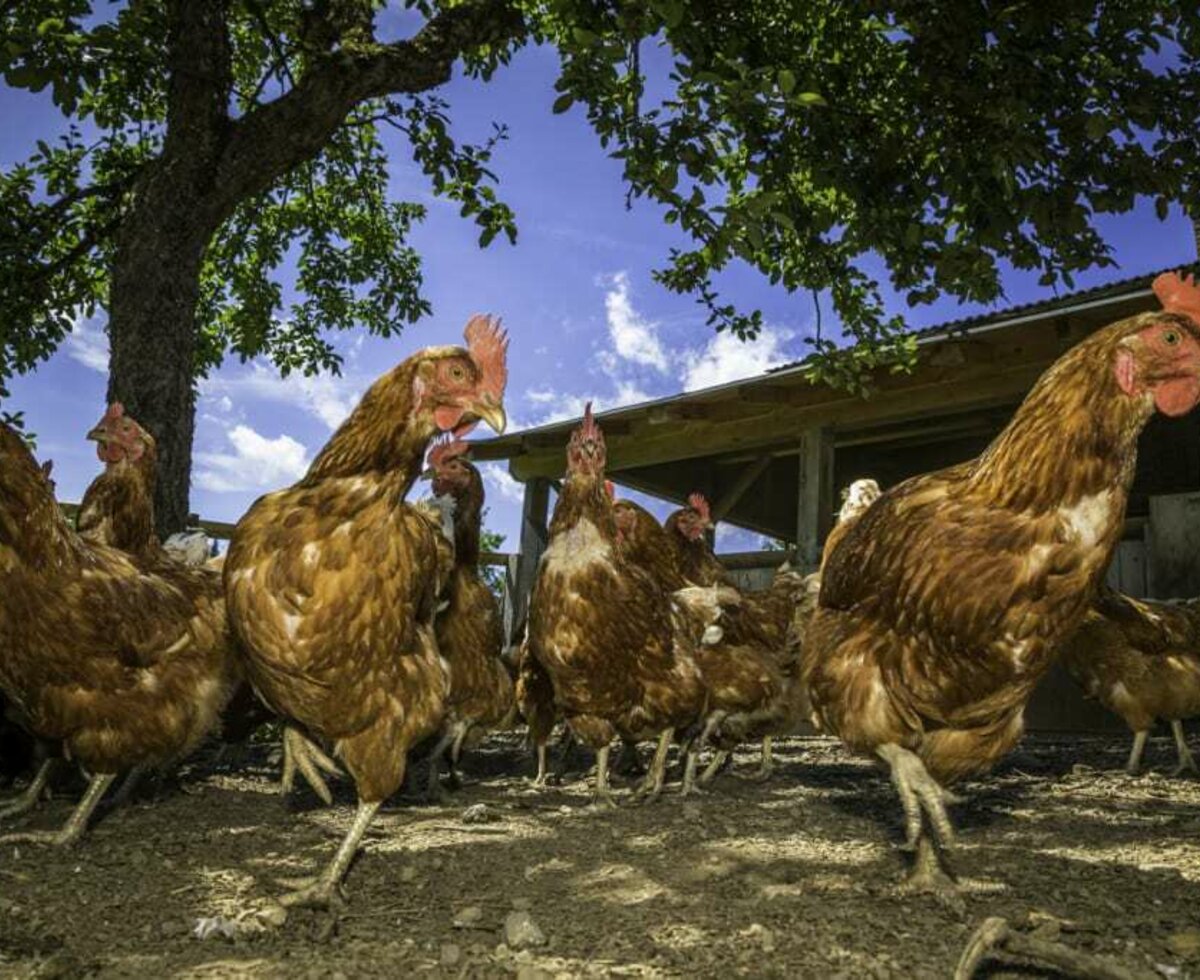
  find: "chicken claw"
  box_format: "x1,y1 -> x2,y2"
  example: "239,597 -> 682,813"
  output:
1171,721 -> 1197,777
698,750 -> 730,787
877,743 -> 958,849
588,746 -> 619,810
630,730 -> 673,804
752,736 -> 775,782
281,726 -> 341,806
278,800 -> 380,908
0,759 -> 57,821
0,773 -> 115,848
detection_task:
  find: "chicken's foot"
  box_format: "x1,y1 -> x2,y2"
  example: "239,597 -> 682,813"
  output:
1170,720 -> 1197,776
424,726 -> 459,801
278,799 -> 381,908
108,765 -> 148,809
0,758 -> 57,821
954,915 -> 1154,980
531,742 -> 549,787
899,835 -> 961,911
588,745 -> 618,810
281,726 -> 340,806
1125,730 -> 1148,776
0,772 -> 115,847
698,750 -> 730,787
631,730 -> 673,803
752,735 -> 775,782
877,743 -> 958,850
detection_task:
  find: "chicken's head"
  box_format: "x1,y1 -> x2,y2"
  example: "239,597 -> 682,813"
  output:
423,437 -> 476,497
673,492 -> 713,542
838,478 -> 881,525
1108,273 -> 1200,418
414,314 -> 509,438
566,402 -> 606,479
87,402 -> 155,465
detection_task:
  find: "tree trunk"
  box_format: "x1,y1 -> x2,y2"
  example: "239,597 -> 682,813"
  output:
106,186 -> 211,538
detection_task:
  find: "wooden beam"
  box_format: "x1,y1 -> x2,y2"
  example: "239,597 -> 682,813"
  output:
711,454 -> 772,522
511,358 -> 1048,480
796,427 -> 834,569
509,477 -> 550,644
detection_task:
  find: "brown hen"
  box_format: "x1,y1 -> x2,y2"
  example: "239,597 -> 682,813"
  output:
422,439 -> 516,795
0,422 -> 239,847
527,405 -> 707,804
805,273 -> 1200,893
1061,589 -> 1200,775
225,315 -> 508,908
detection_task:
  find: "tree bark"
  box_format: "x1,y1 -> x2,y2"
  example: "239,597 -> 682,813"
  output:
106,0 -> 233,536
104,0 -> 525,535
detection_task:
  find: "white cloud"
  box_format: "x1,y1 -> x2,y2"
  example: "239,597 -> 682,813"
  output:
195,424 -> 310,493
479,462 -> 525,504
66,312 -> 109,373
522,380 -> 654,427
604,272 -> 670,373
680,325 -> 793,392
201,362 -> 361,431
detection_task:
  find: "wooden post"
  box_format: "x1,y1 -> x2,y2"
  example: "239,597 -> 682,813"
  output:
712,453 -> 772,522
795,427 -> 834,570
510,477 -> 551,643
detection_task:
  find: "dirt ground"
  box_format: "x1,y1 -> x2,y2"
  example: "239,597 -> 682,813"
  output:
1,732 -> 1199,979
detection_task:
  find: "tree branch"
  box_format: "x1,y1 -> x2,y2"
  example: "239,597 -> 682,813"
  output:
207,0 -> 526,221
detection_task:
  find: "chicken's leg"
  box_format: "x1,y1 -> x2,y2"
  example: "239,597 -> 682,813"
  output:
632,730 -> 673,803
0,758 -> 57,821
753,735 -> 775,782
448,723 -> 471,789
532,742 -> 549,787
424,727 -> 458,801
876,743 -> 959,893
699,750 -> 730,786
590,745 -> 617,809
0,772 -> 116,847
1170,720 -> 1196,776
278,799 -> 381,908
1125,730 -> 1149,776
281,726 -> 341,805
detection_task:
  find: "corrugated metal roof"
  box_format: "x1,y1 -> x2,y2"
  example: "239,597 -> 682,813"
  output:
768,266 -> 1193,374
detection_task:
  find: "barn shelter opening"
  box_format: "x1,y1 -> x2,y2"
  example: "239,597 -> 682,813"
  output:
473,266 -> 1200,732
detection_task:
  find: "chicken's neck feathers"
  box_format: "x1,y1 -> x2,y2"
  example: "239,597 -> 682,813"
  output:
548,472 -> 617,542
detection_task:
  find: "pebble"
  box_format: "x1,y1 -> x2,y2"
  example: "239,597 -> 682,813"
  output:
399,865 -> 418,884
511,897 -> 533,911
740,923 -> 777,953
504,911 -> 547,949
1167,929 -> 1200,959
516,966 -> 552,980
440,943 -> 462,967
453,906 -> 484,928
462,803 -> 495,824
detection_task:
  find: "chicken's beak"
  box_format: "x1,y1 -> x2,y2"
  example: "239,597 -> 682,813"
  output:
473,395 -> 507,436
86,423 -> 108,444
420,466 -> 435,481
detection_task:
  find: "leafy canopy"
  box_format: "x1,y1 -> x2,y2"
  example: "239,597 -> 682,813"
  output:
2,0 -> 1197,408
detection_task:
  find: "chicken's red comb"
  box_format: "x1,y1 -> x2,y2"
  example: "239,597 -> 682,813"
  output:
688,492 -> 711,522
579,401 -> 602,442
1153,271 -> 1200,325
463,314 -> 508,401
427,437 -> 470,470
105,401 -> 125,420
604,479 -> 615,500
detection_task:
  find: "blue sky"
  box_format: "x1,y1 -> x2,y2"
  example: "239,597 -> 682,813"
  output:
2,25 -> 1197,553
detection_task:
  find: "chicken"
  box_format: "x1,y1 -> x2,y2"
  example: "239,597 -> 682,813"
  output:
224,314 -> 508,908
77,402 -> 159,558
822,478 -> 882,567
664,493 -> 730,586
0,421 -> 239,846
527,405 -> 707,805
1061,589 -> 1200,775
804,271 -> 1200,894
422,439 -> 516,795
514,633 -> 559,785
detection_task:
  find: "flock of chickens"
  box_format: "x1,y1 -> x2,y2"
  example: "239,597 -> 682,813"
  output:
3,278 -> 1200,911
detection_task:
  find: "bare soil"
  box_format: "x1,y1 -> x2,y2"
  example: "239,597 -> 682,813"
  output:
2,733 -> 1199,979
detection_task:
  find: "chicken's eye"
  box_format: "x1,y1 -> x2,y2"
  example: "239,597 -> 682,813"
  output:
1163,329 -> 1181,346
449,363 -> 467,381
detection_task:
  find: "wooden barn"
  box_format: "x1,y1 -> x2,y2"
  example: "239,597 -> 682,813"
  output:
474,267 -> 1200,732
